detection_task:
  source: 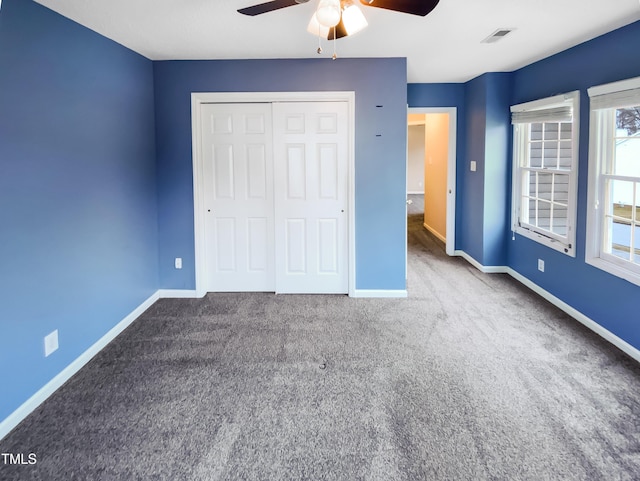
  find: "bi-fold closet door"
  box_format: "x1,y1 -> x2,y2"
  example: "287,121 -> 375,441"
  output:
201,101 -> 348,294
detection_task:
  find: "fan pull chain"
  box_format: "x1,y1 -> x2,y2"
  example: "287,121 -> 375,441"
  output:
332,27 -> 337,60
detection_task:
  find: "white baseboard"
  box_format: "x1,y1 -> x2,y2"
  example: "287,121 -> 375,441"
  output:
423,223 -> 446,244
506,268 -> 640,363
453,250 -> 508,274
158,289 -> 199,298
0,291 -> 161,442
352,289 -> 408,298
454,249 -> 640,364
407,191 -> 425,195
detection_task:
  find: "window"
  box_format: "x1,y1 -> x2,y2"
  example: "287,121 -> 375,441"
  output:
586,76 -> 640,286
511,91 -> 580,256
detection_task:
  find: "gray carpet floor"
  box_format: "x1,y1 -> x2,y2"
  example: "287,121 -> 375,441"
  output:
2,210 -> 640,480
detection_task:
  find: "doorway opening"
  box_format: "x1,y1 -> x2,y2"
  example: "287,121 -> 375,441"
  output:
406,108 -> 457,257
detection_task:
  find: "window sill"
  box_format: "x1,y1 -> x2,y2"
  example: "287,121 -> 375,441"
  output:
586,256 -> 640,288
514,226 -> 575,257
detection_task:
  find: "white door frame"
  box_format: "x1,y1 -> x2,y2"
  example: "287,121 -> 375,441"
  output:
406,107 -> 457,256
191,91 -> 356,297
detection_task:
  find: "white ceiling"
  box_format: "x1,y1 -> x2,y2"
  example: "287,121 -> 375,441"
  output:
34,0 -> 640,83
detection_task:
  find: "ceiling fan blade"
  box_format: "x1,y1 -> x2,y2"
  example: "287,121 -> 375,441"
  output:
238,0 -> 302,16
360,0 -> 440,16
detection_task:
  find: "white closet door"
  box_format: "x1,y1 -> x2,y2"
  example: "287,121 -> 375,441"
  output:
201,103 -> 275,292
272,102 -> 349,294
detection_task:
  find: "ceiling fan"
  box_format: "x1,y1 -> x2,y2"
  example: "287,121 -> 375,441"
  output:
238,0 -> 440,40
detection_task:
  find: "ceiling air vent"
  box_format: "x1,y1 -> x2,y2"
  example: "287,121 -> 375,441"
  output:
482,28 -> 515,44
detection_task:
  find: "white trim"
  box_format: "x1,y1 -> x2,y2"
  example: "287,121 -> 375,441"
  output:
585,89 -> 640,288
510,91 -> 580,258
507,268 -> 640,363
352,289 -> 408,298
158,289 -> 201,299
0,291 -> 160,441
406,107 -> 457,257
585,257 -> 640,288
423,222 -> 446,244
587,75 -> 640,98
454,251 -> 640,363
514,227 -> 575,256
453,250 -> 509,273
407,190 -> 425,195
191,91 -> 356,298
510,91 -> 577,113
405,107 -> 409,279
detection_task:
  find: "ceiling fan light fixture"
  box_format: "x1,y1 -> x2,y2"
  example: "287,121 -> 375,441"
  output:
316,0 -> 342,27
307,13 -> 330,37
340,3 -> 368,36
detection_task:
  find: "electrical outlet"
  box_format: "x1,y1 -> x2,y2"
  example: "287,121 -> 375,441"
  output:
175,257 -> 182,269
44,330 -> 58,357
470,161 -> 477,172
538,259 -> 545,272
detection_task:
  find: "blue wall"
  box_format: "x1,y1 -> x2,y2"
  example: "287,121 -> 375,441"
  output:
154,58 -> 408,291
461,76 -> 489,262
483,73 -> 511,267
509,20 -> 640,348
408,75 -> 511,266
0,0 -> 158,421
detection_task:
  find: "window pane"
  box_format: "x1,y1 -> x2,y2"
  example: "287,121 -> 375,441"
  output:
553,173 -> 570,204
522,170 -> 533,198
560,122 -> 572,140
609,218 -> 632,261
530,144 -> 542,168
559,141 -> 572,170
526,198 -> 537,226
614,106 -> 640,177
616,107 -> 640,136
636,182 -> 640,221
531,123 -> 543,141
543,141 -> 559,168
635,225 -> 640,265
610,179 -> 634,219
544,123 -> 559,140
613,137 -> 640,177
538,172 -> 553,201
551,210 -> 568,236
537,200 -> 552,230
529,124 -> 542,168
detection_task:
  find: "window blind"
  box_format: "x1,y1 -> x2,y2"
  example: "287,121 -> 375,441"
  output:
588,76 -> 640,110
511,106 -> 573,124
589,87 -> 640,110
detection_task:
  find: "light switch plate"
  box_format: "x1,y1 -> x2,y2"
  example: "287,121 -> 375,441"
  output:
44,330 -> 58,357
470,161 -> 477,172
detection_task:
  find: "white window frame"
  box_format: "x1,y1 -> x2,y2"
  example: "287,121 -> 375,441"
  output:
510,91 -> 580,256
586,76 -> 640,287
